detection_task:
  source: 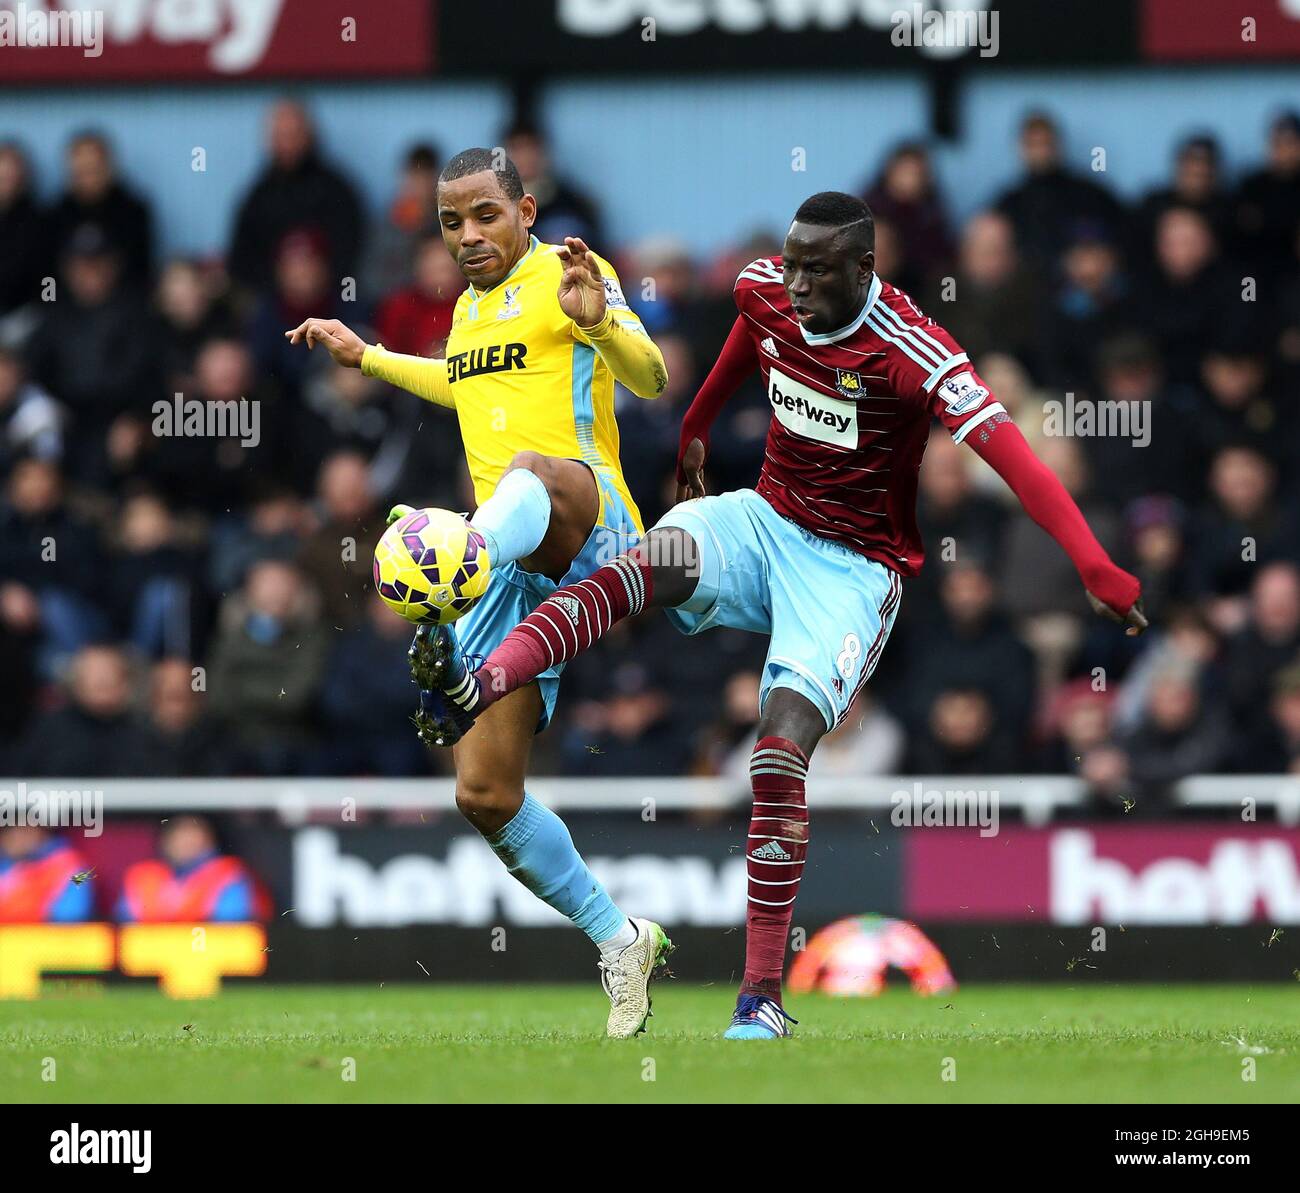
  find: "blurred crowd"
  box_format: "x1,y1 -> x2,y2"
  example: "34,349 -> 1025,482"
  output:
2,100 -> 1300,810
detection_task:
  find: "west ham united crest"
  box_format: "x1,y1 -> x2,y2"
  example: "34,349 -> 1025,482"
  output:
835,369 -> 863,398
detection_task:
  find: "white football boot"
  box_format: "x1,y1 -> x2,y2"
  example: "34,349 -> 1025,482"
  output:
598,917 -> 674,1039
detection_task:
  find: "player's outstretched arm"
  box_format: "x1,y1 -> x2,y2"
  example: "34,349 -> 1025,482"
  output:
284,317 -> 454,409
674,315 -> 759,501
558,236 -> 667,399
966,416 -> 1148,635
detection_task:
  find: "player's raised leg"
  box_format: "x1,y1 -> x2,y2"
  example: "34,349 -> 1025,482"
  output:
409,451 -> 607,741
476,450 -> 605,579
415,525 -> 701,740
400,449 -> 595,594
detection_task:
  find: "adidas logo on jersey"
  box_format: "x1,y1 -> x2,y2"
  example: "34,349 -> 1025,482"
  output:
750,840 -> 792,861
553,594 -> 582,625
761,337 -> 779,358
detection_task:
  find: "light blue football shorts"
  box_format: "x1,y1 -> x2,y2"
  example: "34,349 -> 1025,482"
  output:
657,488 -> 902,732
452,463 -> 640,732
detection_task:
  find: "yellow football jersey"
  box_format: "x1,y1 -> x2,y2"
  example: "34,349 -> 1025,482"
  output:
446,235 -> 647,530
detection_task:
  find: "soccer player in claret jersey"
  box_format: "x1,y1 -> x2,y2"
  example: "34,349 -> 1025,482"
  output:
417,191 -> 1149,1039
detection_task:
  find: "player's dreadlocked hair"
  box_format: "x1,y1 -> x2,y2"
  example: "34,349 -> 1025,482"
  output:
794,191 -> 875,254
439,147 -> 525,202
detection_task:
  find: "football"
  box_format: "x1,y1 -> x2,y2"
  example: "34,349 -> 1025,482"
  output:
372,508 -> 491,625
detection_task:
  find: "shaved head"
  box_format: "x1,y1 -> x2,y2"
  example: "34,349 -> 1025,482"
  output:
793,191 -> 875,257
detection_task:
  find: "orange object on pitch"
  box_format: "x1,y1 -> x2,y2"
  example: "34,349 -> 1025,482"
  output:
788,915 -> 956,996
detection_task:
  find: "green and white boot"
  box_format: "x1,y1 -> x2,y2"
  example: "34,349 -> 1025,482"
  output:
599,917 -> 674,1039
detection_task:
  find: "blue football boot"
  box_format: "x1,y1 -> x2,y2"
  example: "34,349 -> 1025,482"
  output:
408,624 -> 483,748
723,994 -> 798,1040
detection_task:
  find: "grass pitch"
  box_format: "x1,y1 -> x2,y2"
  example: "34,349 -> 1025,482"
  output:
1,983 -> 1296,1103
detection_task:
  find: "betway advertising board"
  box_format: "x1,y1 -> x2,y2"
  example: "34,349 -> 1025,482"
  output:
0,0 -> 434,82
10,0 -> 1294,85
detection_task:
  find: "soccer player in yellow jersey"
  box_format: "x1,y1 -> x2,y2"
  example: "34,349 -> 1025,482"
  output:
286,148 -> 672,1037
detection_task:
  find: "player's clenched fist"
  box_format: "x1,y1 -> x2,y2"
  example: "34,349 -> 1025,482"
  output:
675,437 -> 707,503
283,318 -> 367,368
1087,590 -> 1150,637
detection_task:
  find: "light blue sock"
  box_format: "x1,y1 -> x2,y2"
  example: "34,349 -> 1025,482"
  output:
486,793 -> 628,947
472,468 -> 551,567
